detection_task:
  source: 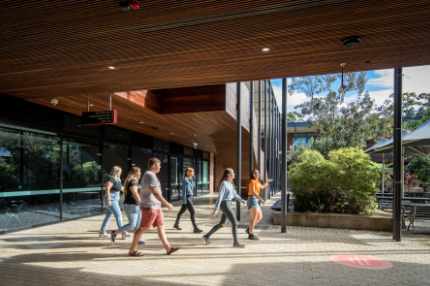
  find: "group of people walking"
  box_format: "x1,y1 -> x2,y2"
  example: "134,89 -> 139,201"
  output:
99,157 -> 271,256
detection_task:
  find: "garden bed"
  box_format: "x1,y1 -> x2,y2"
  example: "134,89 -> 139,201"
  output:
273,211 -> 392,231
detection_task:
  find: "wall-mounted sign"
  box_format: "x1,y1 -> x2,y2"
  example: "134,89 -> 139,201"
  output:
82,110 -> 117,126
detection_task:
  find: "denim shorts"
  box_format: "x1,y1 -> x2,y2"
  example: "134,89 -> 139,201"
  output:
247,196 -> 260,210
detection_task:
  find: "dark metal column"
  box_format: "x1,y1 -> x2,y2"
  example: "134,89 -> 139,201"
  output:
264,80 -> 268,201
276,109 -> 280,193
236,82 -> 242,221
393,68 -> 402,241
268,83 -> 272,199
281,78 -> 288,233
258,81 -> 262,173
59,134 -> 63,221
250,81 -> 254,174
271,95 -> 275,196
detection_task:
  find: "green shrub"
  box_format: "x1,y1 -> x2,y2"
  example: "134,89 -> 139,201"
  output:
407,154 -> 430,184
289,148 -> 379,214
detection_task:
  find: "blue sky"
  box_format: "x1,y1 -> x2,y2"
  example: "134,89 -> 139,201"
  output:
271,65 -> 430,113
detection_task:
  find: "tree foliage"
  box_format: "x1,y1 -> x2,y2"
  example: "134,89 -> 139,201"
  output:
289,72 -> 391,151
407,154 -> 430,184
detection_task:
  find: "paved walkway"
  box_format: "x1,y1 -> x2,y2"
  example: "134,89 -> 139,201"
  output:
1,193 -> 430,286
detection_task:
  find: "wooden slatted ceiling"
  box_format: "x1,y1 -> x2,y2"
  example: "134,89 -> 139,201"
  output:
1,1 -> 430,100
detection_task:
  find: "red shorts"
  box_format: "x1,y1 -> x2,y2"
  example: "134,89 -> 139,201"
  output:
140,207 -> 164,229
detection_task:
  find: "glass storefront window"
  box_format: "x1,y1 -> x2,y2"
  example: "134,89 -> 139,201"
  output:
62,138 -> 102,220
102,143 -> 130,209
170,156 -> 181,201
153,152 -> 169,199
203,161 -> 210,191
196,160 -> 210,194
0,127 -> 61,232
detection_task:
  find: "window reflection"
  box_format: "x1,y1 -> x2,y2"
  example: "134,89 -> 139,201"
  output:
0,127 -> 61,231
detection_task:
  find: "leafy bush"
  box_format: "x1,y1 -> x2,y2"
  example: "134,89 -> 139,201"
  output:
289,148 -> 379,214
407,154 -> 430,184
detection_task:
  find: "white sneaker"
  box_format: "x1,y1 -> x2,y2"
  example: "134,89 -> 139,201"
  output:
122,231 -> 132,239
99,232 -> 110,239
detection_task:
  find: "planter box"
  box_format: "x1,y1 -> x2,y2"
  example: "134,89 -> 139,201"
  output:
273,211 -> 393,231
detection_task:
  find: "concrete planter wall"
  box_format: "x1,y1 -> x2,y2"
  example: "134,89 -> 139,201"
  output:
273,211 -> 393,232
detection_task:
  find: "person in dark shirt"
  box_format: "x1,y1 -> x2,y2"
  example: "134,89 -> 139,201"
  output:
110,166 -> 144,245
99,166 -> 127,238
173,168 -> 203,233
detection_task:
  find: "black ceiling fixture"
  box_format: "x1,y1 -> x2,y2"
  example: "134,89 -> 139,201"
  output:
119,1 -> 140,12
338,63 -> 347,104
342,36 -> 362,50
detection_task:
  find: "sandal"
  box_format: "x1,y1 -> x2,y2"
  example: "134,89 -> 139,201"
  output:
129,250 -> 144,257
166,246 -> 180,255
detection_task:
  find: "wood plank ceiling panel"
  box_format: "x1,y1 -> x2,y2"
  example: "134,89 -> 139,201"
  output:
1,0 -> 430,100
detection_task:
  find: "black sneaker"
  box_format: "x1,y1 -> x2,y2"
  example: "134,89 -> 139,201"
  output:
173,224 -> 182,230
110,231 -> 117,244
245,228 -> 250,235
248,233 -> 259,240
203,235 -> 211,245
233,242 -> 246,248
193,226 -> 203,233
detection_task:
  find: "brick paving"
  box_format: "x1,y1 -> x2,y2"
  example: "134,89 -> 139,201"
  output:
1,193 -> 430,286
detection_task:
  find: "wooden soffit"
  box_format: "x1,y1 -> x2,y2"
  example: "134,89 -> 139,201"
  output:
1,0 -> 430,100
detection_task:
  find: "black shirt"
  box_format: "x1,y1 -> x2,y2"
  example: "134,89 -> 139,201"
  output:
108,176 -> 122,193
124,179 -> 141,205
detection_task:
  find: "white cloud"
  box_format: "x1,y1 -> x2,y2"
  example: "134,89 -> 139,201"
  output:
368,89 -> 392,106
272,85 -> 309,110
403,65 -> 430,94
367,65 -> 430,94
368,69 -> 394,88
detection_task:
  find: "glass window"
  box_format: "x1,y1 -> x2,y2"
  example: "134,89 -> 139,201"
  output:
170,156 -> 181,201
153,152 -> 169,199
102,143 -> 129,209
102,144 -> 129,182
62,138 -> 102,220
0,127 -> 61,232
203,161 -> 210,191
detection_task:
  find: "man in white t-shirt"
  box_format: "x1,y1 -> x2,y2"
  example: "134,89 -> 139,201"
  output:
129,157 -> 180,256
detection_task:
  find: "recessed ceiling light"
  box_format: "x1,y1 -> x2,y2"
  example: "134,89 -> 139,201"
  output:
140,122 -> 144,124
342,36 -> 362,50
108,66 -> 116,70
262,47 -> 270,52
89,104 -> 94,107
170,132 -> 174,134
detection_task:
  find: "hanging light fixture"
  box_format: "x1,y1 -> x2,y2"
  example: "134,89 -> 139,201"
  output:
338,63 -> 347,104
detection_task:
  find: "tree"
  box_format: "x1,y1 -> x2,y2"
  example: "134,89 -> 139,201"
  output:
289,71 -> 391,152
287,111 -> 304,122
289,74 -> 336,118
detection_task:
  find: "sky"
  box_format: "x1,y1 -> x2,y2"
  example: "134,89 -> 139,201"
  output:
271,65 -> 430,113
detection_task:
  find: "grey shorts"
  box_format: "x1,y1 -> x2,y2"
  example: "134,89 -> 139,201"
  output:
247,196 -> 260,210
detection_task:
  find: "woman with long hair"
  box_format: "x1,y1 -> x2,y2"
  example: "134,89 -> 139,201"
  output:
202,168 -> 246,248
99,166 -> 131,239
110,166 -> 144,245
246,169 -> 272,240
173,168 -> 203,233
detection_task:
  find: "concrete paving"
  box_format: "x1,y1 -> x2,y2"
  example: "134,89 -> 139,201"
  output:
1,193 -> 430,286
